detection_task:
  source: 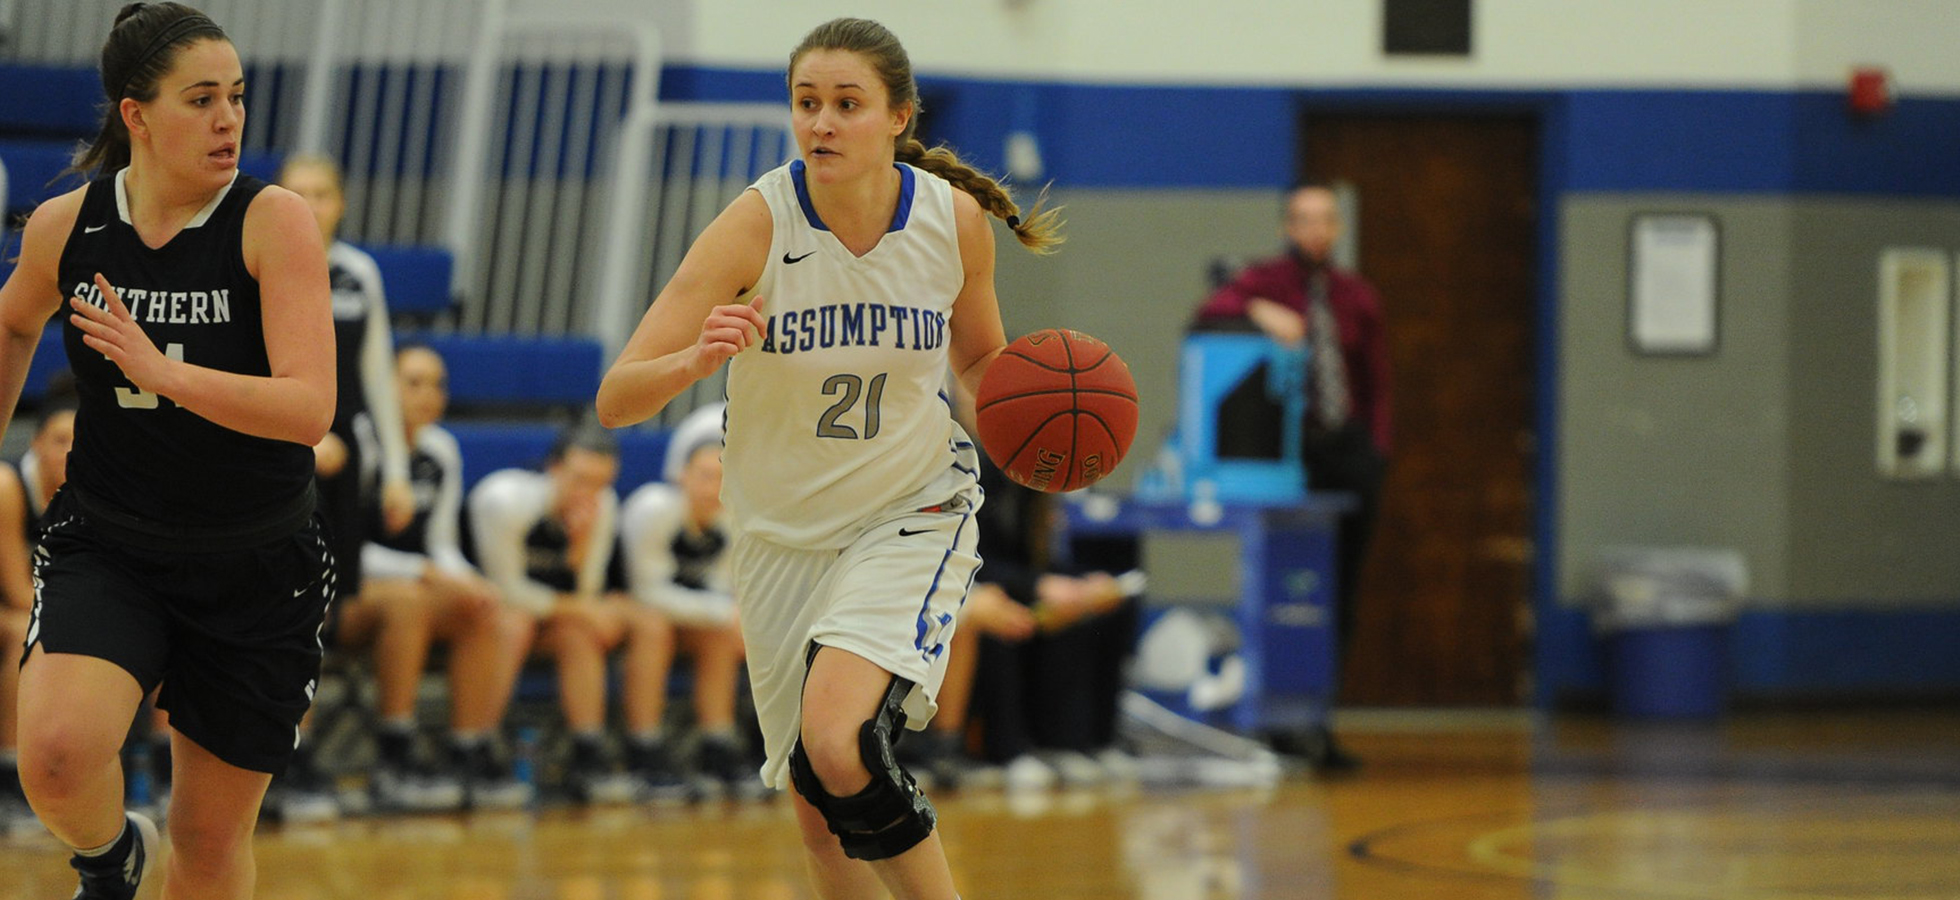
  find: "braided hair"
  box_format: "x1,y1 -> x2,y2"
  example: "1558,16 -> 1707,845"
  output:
789,18 -> 1063,254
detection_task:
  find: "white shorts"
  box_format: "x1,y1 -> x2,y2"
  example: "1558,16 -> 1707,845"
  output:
648,589 -> 738,629
733,458 -> 983,791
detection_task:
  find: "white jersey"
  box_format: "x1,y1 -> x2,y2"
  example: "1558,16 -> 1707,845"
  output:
360,421 -> 474,582
327,241 -> 408,488
466,467 -> 619,615
619,482 -> 734,627
725,160 -> 969,549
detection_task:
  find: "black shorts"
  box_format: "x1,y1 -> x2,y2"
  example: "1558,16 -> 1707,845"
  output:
26,490 -> 337,774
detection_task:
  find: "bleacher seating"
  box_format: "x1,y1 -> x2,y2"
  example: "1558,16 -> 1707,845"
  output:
363,244 -> 454,318
399,332 -> 603,411
23,327 -> 69,401
0,63 -> 287,218
0,61 -> 678,499
446,421 -> 671,495
0,64 -> 101,138
0,63 -> 115,218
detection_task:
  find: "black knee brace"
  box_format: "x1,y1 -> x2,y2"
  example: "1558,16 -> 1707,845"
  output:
789,673 -> 937,861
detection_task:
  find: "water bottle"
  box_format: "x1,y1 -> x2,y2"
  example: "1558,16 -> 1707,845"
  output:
511,726 -> 539,805
1189,477 -> 1223,526
125,742 -> 153,810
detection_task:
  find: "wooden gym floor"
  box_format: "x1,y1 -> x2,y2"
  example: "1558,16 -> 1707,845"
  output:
4,708 -> 1957,899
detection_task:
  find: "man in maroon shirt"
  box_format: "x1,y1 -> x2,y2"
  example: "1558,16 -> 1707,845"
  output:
1193,181 -> 1391,772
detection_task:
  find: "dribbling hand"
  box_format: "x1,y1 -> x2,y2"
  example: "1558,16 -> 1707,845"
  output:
690,294 -> 767,377
71,273 -> 175,396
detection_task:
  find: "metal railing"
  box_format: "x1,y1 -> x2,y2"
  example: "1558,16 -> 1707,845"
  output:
3,0 -> 792,424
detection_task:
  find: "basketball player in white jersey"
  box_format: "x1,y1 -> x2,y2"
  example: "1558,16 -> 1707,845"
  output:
597,17 -> 1061,900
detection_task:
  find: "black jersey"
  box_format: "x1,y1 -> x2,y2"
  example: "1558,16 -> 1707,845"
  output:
374,440 -> 443,554
522,519 -> 627,594
56,171 -> 315,548
670,526 -> 727,591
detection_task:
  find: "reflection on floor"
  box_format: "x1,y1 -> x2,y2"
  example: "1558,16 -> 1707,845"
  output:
4,709 -> 1957,899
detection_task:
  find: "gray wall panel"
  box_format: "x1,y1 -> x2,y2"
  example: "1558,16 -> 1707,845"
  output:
1557,196 -> 1795,603
1787,200 -> 1960,602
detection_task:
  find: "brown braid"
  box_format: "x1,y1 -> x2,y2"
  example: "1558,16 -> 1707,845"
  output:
894,138 -> 1063,254
792,18 -> 1064,255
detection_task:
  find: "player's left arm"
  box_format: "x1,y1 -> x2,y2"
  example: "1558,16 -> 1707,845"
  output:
947,190 -> 1008,402
240,185 -> 337,443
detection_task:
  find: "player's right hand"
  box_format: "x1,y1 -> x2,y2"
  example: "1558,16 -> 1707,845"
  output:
691,294 -> 767,376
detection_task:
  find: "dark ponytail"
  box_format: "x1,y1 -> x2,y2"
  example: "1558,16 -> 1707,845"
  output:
65,3 -> 228,181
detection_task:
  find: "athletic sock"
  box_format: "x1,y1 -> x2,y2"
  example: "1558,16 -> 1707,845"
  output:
73,819 -> 129,859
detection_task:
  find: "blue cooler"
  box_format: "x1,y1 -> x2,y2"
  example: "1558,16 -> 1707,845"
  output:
1162,334 -> 1307,505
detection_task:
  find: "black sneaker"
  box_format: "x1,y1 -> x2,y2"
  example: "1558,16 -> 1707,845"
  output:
895,729 -> 964,792
693,735 -> 765,800
68,811 -> 157,900
1267,726 -> 1362,774
265,745 -> 342,824
626,738 -> 690,805
564,740 -> 638,806
454,741 -> 534,811
369,756 -> 464,813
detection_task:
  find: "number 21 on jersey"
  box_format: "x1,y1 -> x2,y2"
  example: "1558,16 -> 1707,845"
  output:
817,372 -> 887,439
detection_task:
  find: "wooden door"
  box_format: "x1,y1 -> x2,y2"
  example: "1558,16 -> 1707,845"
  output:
1303,113 -> 1537,705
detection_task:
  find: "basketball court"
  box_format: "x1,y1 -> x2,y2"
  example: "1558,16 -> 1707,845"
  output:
5,708 -> 1955,899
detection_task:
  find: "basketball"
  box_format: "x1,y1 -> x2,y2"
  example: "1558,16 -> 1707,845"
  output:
974,329 -> 1139,493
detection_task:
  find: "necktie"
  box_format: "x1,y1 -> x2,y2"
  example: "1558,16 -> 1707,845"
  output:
1306,270 -> 1350,430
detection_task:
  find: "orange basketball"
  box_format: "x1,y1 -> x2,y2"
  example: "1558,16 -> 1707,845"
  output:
974,329 -> 1138,493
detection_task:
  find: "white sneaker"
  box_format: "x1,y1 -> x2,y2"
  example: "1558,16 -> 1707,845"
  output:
1001,755 -> 1057,792
1044,751 -> 1106,787
273,786 -> 342,825
1094,748 -> 1142,784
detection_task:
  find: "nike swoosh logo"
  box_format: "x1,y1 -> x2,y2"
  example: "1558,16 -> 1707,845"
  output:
898,527 -> 932,537
84,224 -> 108,234
783,251 -> 816,264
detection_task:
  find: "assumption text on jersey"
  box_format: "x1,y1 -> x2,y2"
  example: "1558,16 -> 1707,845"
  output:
71,280 -> 232,325
759,303 -> 945,355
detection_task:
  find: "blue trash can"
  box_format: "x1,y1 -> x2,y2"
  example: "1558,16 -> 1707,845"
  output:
1605,623 -> 1730,718
1594,548 -> 1747,720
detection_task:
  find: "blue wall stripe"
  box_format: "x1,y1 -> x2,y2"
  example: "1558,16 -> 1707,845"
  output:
1553,607 -> 1960,699
1560,90 -> 1800,192
1730,608 -> 1960,693
14,62 -> 1957,196
660,67 -> 1960,197
1792,90 -> 1960,195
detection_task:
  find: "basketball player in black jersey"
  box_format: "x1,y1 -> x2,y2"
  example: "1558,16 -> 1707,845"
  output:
0,5 -> 335,899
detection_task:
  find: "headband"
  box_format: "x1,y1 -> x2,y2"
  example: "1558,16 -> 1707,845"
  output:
115,12 -> 220,101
